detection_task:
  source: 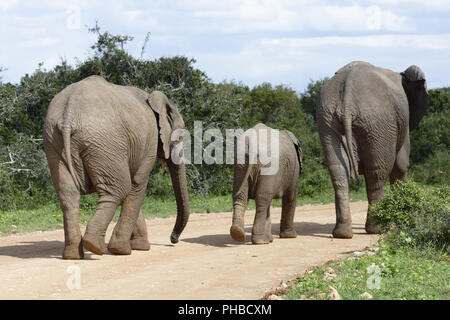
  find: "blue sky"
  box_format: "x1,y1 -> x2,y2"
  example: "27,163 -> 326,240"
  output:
1,0 -> 450,91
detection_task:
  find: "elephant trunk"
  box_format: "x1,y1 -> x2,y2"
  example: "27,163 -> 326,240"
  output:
167,158 -> 190,244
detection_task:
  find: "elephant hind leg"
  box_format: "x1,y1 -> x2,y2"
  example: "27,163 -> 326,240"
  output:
230,198 -> 248,242
279,192 -> 298,238
389,165 -> 407,185
130,209 -> 150,251
82,160 -> 132,255
265,211 -> 273,243
362,141 -> 396,234
82,194 -> 122,255
319,127 -> 353,238
108,157 -> 154,255
107,187 -> 147,255
390,146 -> 409,184
252,196 -> 273,244
364,168 -> 390,234
329,165 -> 353,239
46,147 -> 83,260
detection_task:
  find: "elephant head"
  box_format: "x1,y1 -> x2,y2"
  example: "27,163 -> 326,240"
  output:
401,65 -> 429,130
147,91 -> 190,244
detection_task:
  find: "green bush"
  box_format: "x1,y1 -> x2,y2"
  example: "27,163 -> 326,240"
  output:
79,194 -> 99,212
410,150 -> 450,185
410,88 -> 449,188
371,180 -> 449,251
0,25 -> 448,213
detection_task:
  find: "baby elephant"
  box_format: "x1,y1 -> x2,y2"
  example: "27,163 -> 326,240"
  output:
230,123 -> 303,244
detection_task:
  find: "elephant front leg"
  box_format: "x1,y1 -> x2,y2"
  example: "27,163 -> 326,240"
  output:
130,208 -> 150,251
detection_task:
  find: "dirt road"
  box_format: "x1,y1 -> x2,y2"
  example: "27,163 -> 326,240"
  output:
0,201 -> 378,300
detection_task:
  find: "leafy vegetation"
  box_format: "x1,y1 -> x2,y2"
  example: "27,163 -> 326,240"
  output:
0,26 -> 448,233
0,26 -> 331,212
284,181 -> 449,300
371,180 -> 449,253
284,246 -> 449,300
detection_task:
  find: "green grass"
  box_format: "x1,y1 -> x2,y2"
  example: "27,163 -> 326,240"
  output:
282,181 -> 450,300
0,188 -> 367,235
284,245 -> 450,300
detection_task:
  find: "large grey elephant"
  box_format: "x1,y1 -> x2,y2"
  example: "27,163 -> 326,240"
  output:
316,61 -> 428,238
43,75 -> 190,259
230,123 -> 303,244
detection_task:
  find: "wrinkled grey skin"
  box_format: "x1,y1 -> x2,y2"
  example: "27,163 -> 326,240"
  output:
44,75 -> 190,259
316,61 -> 428,238
230,123 -> 303,244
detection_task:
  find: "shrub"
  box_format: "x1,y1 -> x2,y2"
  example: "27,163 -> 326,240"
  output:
371,180 -> 449,251
410,150 -> 450,186
1,26 -> 448,213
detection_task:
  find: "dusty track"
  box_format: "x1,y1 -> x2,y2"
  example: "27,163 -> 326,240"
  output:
0,201 -> 378,300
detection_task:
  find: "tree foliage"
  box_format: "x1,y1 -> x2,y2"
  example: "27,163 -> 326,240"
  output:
0,27 -> 448,211
410,88 -> 450,184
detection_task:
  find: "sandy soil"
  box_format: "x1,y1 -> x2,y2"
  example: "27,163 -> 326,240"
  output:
0,201 -> 378,300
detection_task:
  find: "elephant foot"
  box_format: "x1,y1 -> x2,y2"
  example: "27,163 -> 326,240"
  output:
280,228 -> 298,238
230,225 -> 246,242
332,223 -> 353,239
108,236 -> 132,255
82,233 -> 106,255
251,234 -> 270,245
130,237 -> 151,251
63,242 -> 84,260
365,220 -> 381,234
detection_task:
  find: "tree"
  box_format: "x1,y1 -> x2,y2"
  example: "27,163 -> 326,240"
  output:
299,78 -> 328,121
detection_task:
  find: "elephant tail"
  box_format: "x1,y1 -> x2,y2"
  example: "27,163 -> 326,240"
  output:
343,109 -> 360,186
59,100 -> 80,192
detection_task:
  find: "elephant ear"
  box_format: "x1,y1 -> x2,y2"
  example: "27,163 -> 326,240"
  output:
401,65 -> 429,130
147,91 -> 185,159
283,130 -> 303,174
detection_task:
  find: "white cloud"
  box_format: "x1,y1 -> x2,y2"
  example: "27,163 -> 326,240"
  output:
188,1 -> 411,34
0,0 -> 18,10
365,0 -> 450,10
260,34 -> 450,52
1,0 -> 449,90
20,37 -> 58,48
123,10 -> 142,22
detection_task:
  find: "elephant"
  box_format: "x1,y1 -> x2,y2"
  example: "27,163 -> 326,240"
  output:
316,61 -> 428,238
43,75 -> 190,259
229,123 -> 303,244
